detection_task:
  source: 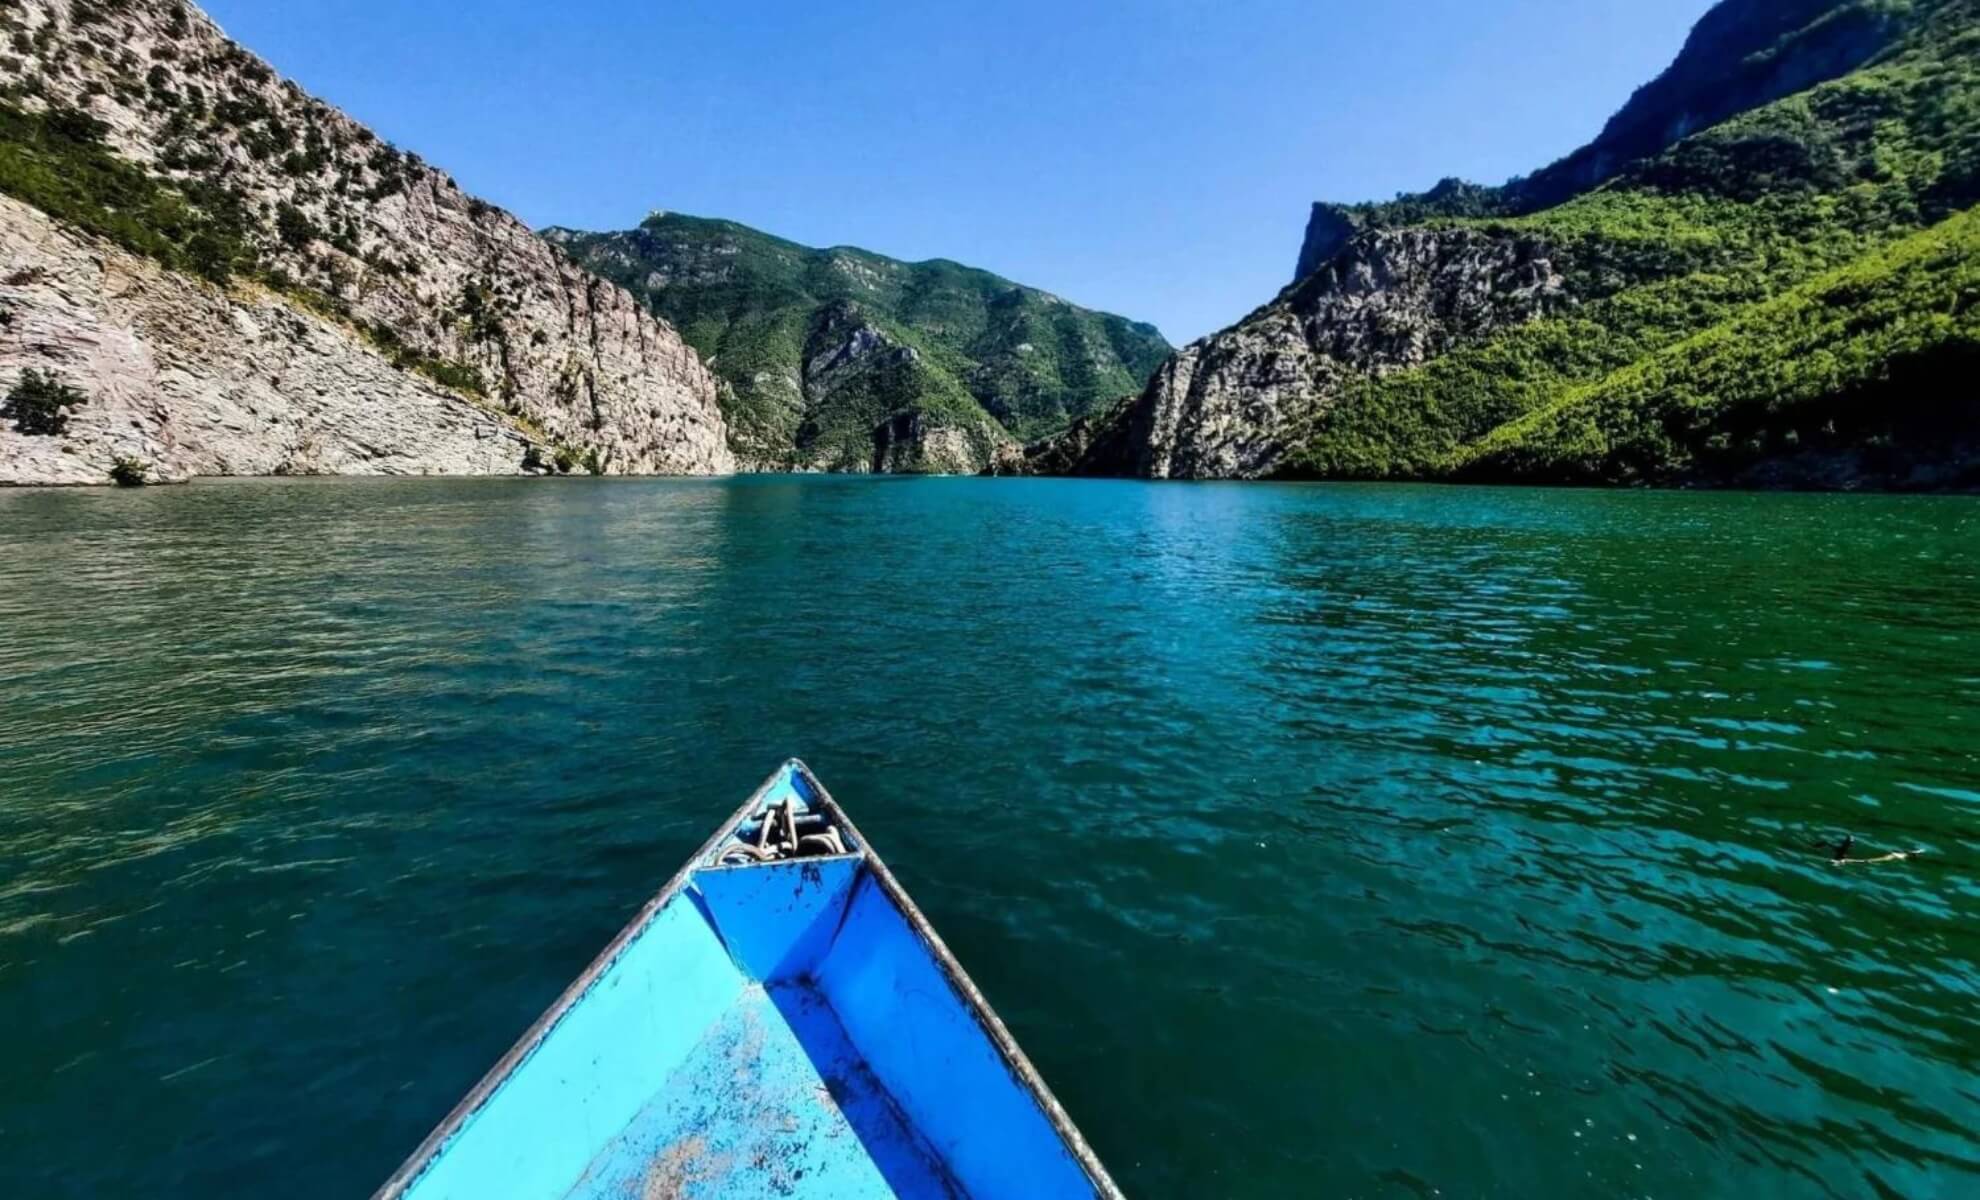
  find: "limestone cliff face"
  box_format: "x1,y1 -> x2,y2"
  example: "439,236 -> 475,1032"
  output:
0,196 -> 523,483
1292,180 -> 1503,283
0,0 -> 731,484
870,412 -> 1000,475
1063,228 -> 1572,479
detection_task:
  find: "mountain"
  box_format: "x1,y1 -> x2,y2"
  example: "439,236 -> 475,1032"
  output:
546,214 -> 1170,473
0,0 -> 730,485
1290,0 -> 1919,281
1053,0 -> 1980,490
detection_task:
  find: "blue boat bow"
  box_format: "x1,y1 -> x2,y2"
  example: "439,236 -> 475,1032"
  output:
374,760 -> 1122,1200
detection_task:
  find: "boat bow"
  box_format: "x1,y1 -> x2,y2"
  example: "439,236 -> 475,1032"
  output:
374,759 -> 1120,1200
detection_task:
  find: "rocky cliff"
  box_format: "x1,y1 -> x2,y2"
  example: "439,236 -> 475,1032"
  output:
0,0 -> 731,485
1055,0 -> 1980,487
546,213 -> 1168,473
0,195 -> 524,482
1085,229 -> 1571,479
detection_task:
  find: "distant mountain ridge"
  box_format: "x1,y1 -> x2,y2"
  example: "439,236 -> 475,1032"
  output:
546,213 -> 1170,473
1293,0 -> 1918,280
1050,0 -> 1980,490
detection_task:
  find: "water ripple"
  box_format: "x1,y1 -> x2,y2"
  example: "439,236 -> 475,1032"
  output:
0,477 -> 1976,1199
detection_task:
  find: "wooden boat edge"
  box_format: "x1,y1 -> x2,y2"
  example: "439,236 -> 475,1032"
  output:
369,758 -> 1124,1200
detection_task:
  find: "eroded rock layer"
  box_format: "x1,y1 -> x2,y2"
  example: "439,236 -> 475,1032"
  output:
0,0 -> 731,484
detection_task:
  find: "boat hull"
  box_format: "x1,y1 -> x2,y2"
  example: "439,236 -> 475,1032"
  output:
374,760 -> 1119,1200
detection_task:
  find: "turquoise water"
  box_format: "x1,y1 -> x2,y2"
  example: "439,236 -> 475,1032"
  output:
1,477 -> 1976,1199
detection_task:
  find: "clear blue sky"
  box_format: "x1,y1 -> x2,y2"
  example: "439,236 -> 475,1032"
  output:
199,0 -> 1714,344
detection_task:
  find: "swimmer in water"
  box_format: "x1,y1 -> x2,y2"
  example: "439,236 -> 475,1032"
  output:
1825,833 -> 1925,865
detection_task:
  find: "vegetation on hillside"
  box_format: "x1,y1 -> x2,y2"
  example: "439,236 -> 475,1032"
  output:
1276,0 -> 1980,486
0,101 -> 258,283
792,305 -> 1012,471
1459,207 -> 1980,486
551,214 -> 1170,464
1299,0 -> 1925,244
0,100 -> 521,435
2,368 -> 86,435
108,453 -> 148,486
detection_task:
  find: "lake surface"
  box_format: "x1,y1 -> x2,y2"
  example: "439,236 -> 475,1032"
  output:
1,477 -> 1976,1199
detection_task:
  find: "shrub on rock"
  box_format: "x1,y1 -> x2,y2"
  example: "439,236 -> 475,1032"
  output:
2,370 -> 86,436
109,455 -> 149,487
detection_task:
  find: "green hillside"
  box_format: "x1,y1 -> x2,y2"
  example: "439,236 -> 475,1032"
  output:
1277,0 -> 1980,487
1458,207 -> 1979,486
546,214 -> 1170,470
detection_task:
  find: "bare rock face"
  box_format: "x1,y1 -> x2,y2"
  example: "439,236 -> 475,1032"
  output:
0,0 -> 732,484
1292,204 -> 1363,286
870,412 -> 983,475
1064,228 -> 1572,479
0,197 -> 525,483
